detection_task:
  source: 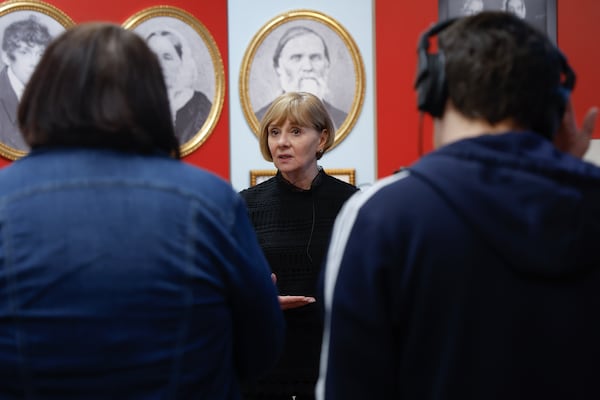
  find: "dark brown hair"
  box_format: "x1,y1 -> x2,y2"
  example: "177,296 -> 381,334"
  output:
18,22 -> 180,157
439,12 -> 570,139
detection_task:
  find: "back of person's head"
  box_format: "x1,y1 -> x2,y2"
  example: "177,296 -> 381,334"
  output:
258,91 -> 335,161
2,16 -> 52,60
272,26 -> 330,69
439,11 -> 571,139
18,22 -> 180,157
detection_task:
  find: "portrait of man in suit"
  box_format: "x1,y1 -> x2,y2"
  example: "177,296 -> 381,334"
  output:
125,6 -> 226,156
145,27 -> 212,145
0,16 -> 52,152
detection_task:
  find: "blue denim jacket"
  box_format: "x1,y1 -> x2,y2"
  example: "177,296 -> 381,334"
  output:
0,148 -> 284,399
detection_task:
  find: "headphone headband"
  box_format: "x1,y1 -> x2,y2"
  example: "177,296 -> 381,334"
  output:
416,18 -> 458,53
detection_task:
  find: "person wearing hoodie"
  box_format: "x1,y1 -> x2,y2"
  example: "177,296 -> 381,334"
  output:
317,11 -> 598,400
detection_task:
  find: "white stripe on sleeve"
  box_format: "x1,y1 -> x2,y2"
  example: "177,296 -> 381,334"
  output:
316,170 -> 409,400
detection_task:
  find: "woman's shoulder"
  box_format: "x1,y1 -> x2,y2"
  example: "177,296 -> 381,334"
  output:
239,176 -> 278,202
321,172 -> 359,194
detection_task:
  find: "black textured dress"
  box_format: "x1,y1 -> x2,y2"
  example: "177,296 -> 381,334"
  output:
240,169 -> 358,399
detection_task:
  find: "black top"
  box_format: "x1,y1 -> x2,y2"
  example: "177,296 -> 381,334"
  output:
175,90 -> 212,144
240,169 -> 357,398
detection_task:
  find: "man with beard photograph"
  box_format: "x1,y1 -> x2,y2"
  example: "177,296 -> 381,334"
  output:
254,26 -> 347,129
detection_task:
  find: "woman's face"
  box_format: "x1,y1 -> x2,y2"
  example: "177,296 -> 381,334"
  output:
267,118 -> 326,183
147,35 -> 182,89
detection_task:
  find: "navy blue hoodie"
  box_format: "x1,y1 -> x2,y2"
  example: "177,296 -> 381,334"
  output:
318,132 -> 600,400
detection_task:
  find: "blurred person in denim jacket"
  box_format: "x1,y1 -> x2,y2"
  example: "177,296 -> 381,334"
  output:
0,22 -> 283,399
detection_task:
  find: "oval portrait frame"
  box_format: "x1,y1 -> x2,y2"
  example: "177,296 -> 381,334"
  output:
0,0 -> 74,161
239,9 -> 365,150
123,6 -> 225,157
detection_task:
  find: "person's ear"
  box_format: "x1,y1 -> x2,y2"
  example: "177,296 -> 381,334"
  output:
274,64 -> 283,78
1,51 -> 12,66
320,129 -> 328,146
323,59 -> 331,77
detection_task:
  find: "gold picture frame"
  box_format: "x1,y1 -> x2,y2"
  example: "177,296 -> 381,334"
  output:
239,9 -> 365,150
123,6 -> 225,157
0,0 -> 74,161
250,168 -> 355,187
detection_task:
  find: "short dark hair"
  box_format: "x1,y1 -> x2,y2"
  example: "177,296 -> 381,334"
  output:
146,30 -> 183,59
2,16 -> 52,61
272,26 -> 330,69
18,22 -> 180,157
439,11 -> 569,139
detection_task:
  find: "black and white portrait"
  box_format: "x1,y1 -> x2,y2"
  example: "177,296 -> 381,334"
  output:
0,3 -> 73,159
240,10 -> 365,148
440,0 -> 556,42
124,6 -> 225,156
460,0 -> 484,15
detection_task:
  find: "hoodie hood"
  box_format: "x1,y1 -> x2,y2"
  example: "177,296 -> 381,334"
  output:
409,132 -> 600,278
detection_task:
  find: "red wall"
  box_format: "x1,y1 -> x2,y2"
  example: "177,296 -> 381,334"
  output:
375,0 -> 600,177
0,0 -> 230,179
0,1 -> 597,182
374,1 -> 437,177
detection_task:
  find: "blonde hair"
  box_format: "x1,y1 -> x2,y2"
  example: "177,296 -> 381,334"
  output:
258,92 -> 335,162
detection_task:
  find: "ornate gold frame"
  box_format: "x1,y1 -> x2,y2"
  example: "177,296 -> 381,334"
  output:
239,9 -> 365,150
123,6 -> 225,157
0,0 -> 74,161
250,168 -> 355,187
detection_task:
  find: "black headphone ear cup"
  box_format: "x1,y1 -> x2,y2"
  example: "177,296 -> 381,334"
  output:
556,86 -> 569,118
416,52 -> 447,118
426,52 -> 447,117
556,50 -> 575,120
415,19 -> 456,118
415,52 -> 426,100
415,53 -> 432,113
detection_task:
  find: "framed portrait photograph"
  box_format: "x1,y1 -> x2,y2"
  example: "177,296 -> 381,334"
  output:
250,168 -> 355,187
0,0 -> 74,160
239,9 -> 365,150
123,6 -> 225,157
439,0 -> 557,43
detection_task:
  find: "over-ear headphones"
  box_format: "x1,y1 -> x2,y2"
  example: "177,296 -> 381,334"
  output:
414,17 -> 576,119
414,18 -> 457,118
555,53 -> 576,119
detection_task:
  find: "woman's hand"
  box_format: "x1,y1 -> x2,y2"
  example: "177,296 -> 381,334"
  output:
278,295 -> 316,310
271,273 -> 316,310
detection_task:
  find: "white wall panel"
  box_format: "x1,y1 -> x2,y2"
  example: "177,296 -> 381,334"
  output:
228,0 -> 375,191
